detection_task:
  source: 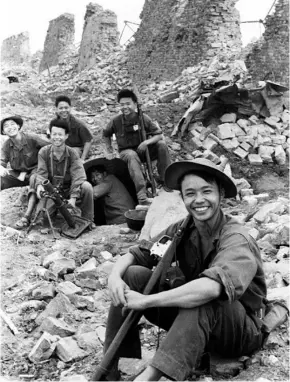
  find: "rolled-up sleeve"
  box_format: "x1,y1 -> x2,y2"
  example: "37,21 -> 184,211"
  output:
200,233 -> 257,303
0,141 -> 9,167
144,114 -> 162,137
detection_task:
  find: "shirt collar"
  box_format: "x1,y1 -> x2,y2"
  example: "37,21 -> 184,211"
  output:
50,145 -> 70,160
9,132 -> 27,148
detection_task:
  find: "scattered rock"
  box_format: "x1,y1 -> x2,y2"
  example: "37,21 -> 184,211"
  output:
40,317 -> 76,337
56,281 -> 82,296
35,293 -> 75,325
50,258 -> 76,276
97,261 -> 115,275
32,282 -> 56,301
76,331 -> 101,351
28,332 -> 59,363
56,337 -> 87,362
75,257 -> 98,279
42,251 -> 63,268
68,294 -> 95,311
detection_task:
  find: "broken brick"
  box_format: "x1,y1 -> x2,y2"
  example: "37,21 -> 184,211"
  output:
28,332 -> 59,363
248,154 -> 263,165
35,293 -> 75,325
217,123 -> 235,140
40,317 -> 76,337
56,281 -> 82,296
234,147 -> 248,159
32,282 -> 56,301
56,337 -> 86,362
50,258 -> 76,276
75,257 -> 98,279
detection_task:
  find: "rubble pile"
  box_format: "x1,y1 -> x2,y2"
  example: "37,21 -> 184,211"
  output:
0,171 -> 289,380
39,47 -> 131,113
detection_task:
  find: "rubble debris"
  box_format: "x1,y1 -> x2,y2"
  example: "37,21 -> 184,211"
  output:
50,258 -> 76,276
76,331 -> 101,351
40,317 -> 76,337
31,282 -> 56,301
28,332 -> 59,363
35,293 -> 75,325
56,336 -> 87,362
56,281 -> 82,296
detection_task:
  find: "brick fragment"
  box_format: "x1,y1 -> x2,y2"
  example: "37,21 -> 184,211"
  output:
56,337 -> 86,362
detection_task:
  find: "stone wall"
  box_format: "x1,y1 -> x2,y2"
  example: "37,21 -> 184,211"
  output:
39,13 -> 75,73
77,3 -> 119,72
1,32 -> 31,65
127,0 -> 242,83
245,0 -> 289,86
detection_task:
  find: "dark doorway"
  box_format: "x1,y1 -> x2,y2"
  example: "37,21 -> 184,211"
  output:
84,157 -> 137,226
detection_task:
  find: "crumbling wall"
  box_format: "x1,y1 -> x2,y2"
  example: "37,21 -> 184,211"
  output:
1,32 -> 31,65
39,13 -> 75,73
127,0 -> 242,83
245,0 -> 289,86
78,3 -> 119,72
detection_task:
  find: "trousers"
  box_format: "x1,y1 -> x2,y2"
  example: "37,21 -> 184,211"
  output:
0,170 -> 37,193
104,265 -> 264,381
119,140 -> 171,202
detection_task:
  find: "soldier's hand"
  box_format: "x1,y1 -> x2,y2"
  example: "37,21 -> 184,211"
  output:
108,275 -> 129,307
36,185 -> 45,199
137,141 -> 148,154
67,198 -> 76,208
0,166 -> 9,177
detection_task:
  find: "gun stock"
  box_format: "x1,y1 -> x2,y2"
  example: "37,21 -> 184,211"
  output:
92,214 -> 191,381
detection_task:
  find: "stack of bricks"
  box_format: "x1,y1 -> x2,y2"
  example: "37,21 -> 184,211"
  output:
189,111 -> 289,165
1,32 -> 31,65
77,3 -> 119,72
39,13 -> 75,73
127,0 -> 242,83
245,0 -> 289,86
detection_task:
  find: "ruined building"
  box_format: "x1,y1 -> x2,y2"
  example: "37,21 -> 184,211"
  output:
127,0 -> 242,83
245,0 -> 289,86
1,32 -> 31,65
78,3 -> 119,72
39,13 -> 75,73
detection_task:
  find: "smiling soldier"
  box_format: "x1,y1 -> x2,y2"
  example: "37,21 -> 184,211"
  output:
102,158 -> 267,381
103,89 -> 171,205
47,95 -> 93,161
35,118 -> 94,224
0,115 -> 49,228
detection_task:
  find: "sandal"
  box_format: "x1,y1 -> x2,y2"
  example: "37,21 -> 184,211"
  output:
15,216 -> 30,229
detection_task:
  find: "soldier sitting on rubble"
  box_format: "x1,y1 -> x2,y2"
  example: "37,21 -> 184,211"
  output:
46,95 -> 93,161
103,158 -> 267,381
102,89 -> 172,206
89,164 -> 135,225
0,115 -> 49,228
35,118 -> 94,224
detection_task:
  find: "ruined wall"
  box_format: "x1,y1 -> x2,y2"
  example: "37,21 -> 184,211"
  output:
245,0 -> 289,86
39,13 -> 75,72
127,0 -> 242,83
1,32 -> 31,65
78,3 -> 119,72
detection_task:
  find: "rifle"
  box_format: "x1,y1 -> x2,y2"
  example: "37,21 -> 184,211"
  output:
133,85 -> 157,197
92,214 -> 191,381
27,179 -> 91,239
